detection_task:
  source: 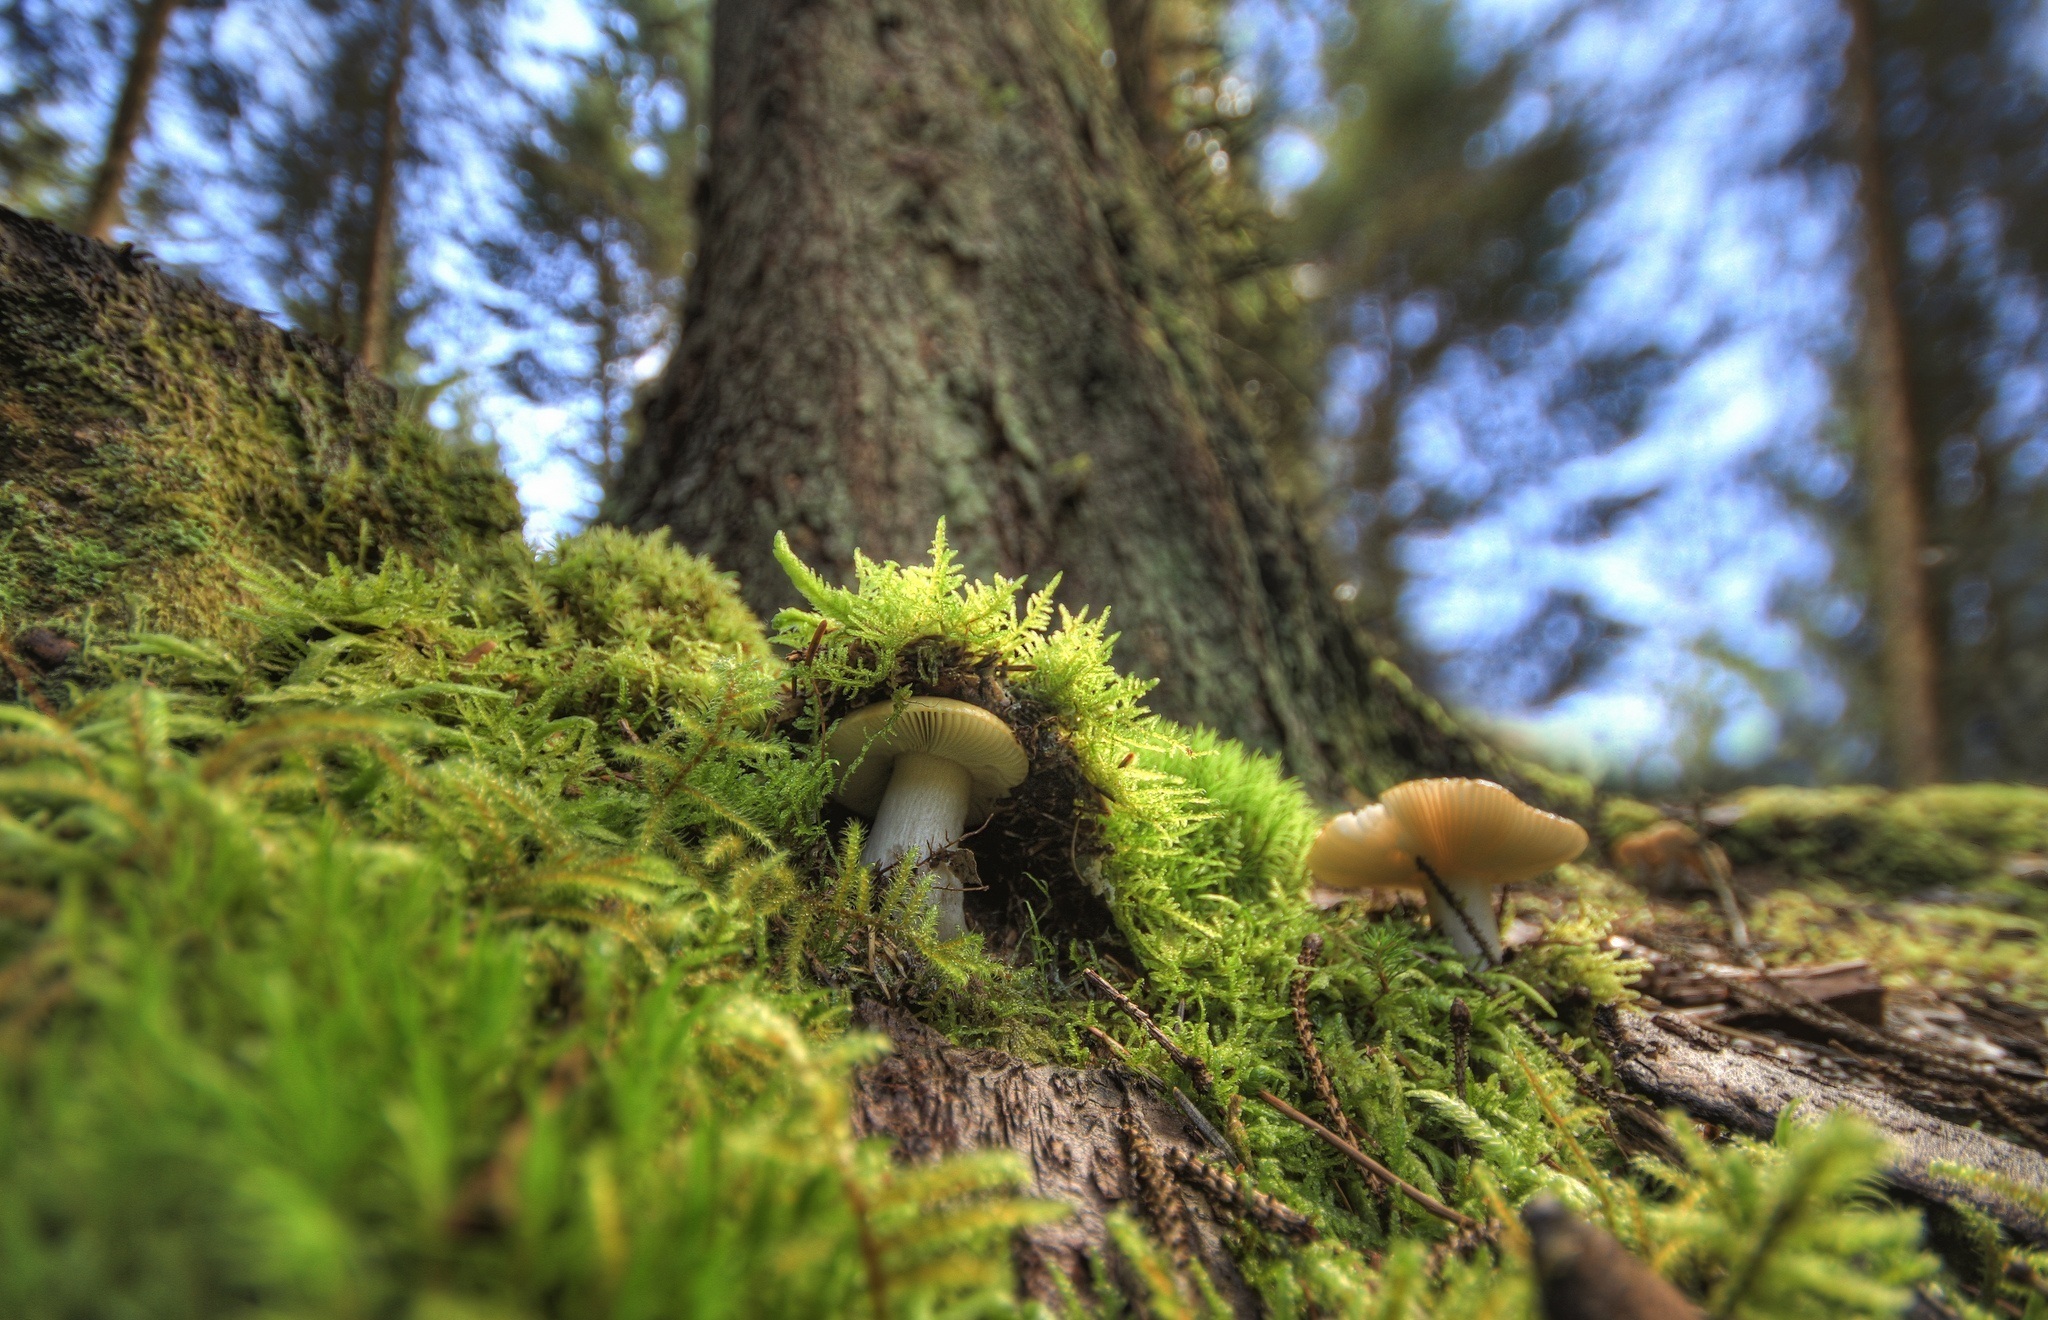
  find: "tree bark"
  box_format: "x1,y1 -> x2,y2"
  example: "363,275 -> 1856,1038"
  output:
1601,1008 -> 2048,1245
594,223 -> 625,488
358,0 -> 417,376
1844,0 -> 1943,786
1102,0 -> 1168,156
848,1001 -> 1257,1312
612,0 -> 1552,807
80,0 -> 180,242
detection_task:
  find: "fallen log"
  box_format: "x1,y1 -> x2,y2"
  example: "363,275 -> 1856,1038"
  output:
1598,1006 -> 2048,1244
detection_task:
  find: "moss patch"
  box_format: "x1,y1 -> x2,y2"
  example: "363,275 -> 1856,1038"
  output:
0,208 -> 519,649
1711,783 -> 2048,894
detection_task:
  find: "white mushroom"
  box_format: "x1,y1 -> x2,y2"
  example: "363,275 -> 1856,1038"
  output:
1307,778 -> 1588,967
826,695 -> 1029,939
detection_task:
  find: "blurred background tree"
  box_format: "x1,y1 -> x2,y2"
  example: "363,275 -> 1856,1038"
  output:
9,0 -> 2048,792
1840,0 -> 2048,783
483,0 -> 703,492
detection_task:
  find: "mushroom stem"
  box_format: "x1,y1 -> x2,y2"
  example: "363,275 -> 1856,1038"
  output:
1418,867 -> 1502,968
859,751 -> 975,938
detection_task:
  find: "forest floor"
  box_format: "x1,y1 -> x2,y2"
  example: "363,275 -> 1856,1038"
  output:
1519,845 -> 2048,1185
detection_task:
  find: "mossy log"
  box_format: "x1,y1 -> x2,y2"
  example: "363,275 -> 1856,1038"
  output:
1602,783 -> 2048,893
0,208 -> 520,651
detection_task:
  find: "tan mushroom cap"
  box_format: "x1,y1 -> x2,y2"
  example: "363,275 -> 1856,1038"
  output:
1307,804 -> 1419,890
1308,778 -> 1587,891
1378,778 -> 1587,887
826,695 -> 1029,817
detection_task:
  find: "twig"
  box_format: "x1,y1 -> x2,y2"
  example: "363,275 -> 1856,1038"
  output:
1424,1220 -> 1501,1274
1258,1089 -> 1479,1231
1121,1090 -> 1199,1276
1503,1002 -> 1682,1161
1450,997 -> 1472,1160
1450,997 -> 1471,1099
1087,1024 -> 1137,1065
1739,971 -> 2048,1115
1084,967 -> 1217,1092
1173,1087 -> 1231,1153
1980,1087 -> 2048,1154
1291,934 -> 1370,1149
1166,1147 -> 1318,1242
1701,840 -> 1757,965
1502,1004 -> 1614,1104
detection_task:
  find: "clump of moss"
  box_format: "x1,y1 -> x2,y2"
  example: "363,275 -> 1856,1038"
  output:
1599,795 -> 1670,846
0,209 -> 519,649
0,520 -> 1959,1317
1712,783 -> 2048,893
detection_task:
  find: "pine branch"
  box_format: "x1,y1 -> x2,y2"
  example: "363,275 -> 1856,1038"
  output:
1164,1147 -> 1318,1242
1290,934 -> 1383,1155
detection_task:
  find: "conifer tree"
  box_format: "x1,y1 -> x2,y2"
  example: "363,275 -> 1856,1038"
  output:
486,0 -> 703,494
1288,0 -> 1591,650
0,0 -> 120,219
1812,0 -> 2048,781
234,0 -> 506,377
78,0 -> 182,240
1841,0 -> 1941,785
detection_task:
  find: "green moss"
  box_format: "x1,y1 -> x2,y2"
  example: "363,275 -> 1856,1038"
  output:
0,210 -> 519,647
0,510 -> 1972,1314
1599,796 -> 1669,845
1714,782 -> 2048,893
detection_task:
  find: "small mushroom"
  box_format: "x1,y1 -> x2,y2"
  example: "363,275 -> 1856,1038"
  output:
826,695 -> 1028,940
1307,778 -> 1587,967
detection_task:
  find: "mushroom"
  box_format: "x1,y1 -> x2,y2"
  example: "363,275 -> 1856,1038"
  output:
826,695 -> 1029,940
1307,778 -> 1587,967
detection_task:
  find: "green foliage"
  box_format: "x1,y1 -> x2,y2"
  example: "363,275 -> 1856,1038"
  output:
1601,795 -> 1670,845
1714,783 -> 2048,894
1747,883 -> 2048,1011
0,520 -> 1985,1314
0,562 -> 1048,1315
486,0 -> 708,494
1642,1111 -> 1932,1318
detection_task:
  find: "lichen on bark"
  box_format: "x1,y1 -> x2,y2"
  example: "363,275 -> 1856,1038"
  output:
0,209 -> 520,649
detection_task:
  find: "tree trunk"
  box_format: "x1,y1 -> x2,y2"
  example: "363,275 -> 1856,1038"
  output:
1844,0 -> 1943,786
594,226 -> 624,488
612,0 -> 1552,808
1102,0 -> 1169,157
80,0 -> 180,242
358,0 -> 417,376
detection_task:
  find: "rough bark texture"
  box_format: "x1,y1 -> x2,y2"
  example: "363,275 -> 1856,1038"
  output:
81,0 -> 180,242
612,0 -> 1575,808
849,1001 -> 1256,1314
1601,1008 -> 2048,1245
1845,0 -> 1943,786
0,209 -> 519,648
